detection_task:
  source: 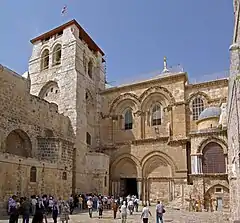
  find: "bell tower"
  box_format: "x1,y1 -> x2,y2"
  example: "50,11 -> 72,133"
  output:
28,20 -> 106,193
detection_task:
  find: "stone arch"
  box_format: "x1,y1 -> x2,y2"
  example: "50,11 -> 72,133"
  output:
197,137 -> 227,154
110,154 -> 141,179
187,91 -> 211,104
109,93 -> 140,114
139,86 -> 176,108
141,151 -> 177,177
5,129 -> 32,157
204,184 -> 229,210
38,81 -> 60,104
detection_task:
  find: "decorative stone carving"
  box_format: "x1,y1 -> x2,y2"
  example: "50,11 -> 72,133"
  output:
218,102 -> 227,128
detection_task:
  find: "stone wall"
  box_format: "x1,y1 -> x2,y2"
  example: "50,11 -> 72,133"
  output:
228,1 -> 240,221
84,152 -> 110,195
0,66 -> 74,213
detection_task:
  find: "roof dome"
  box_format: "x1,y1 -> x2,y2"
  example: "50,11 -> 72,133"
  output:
198,106 -> 221,121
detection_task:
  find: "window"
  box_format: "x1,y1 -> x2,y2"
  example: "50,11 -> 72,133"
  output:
124,109 -> 133,130
62,172 -> 67,180
192,97 -> 204,120
41,49 -> 49,70
202,142 -> 226,174
52,44 -> 62,66
104,176 -> 107,187
88,60 -> 93,78
86,132 -> 91,145
51,88 -> 53,92
215,187 -> 223,193
30,166 -> 37,182
152,104 -> 162,126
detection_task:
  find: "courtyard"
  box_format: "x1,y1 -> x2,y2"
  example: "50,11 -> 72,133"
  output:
0,207 -> 229,223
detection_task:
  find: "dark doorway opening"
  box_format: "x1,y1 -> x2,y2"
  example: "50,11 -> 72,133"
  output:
122,178 -> 138,197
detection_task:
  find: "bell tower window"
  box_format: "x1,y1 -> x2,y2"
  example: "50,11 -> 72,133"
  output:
41,49 -> 49,70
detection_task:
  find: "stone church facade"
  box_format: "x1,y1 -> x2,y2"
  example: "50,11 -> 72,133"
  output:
0,19 -> 229,210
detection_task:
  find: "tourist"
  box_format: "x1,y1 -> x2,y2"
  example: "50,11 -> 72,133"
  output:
134,196 -> 139,212
120,201 -> 127,223
52,200 -> 59,223
69,195 -> 74,214
79,195 -> 83,211
31,196 -> 37,216
22,197 -> 31,223
127,198 -> 134,215
87,197 -> 93,218
32,198 -> 44,223
97,201 -> 103,218
8,195 -> 18,223
59,201 -> 70,223
156,201 -> 165,223
112,200 -> 119,219
141,204 -> 152,223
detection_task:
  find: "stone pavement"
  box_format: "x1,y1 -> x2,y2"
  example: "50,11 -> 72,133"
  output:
0,207 -> 229,223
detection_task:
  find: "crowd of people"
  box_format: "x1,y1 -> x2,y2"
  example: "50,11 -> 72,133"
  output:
7,193 -> 165,223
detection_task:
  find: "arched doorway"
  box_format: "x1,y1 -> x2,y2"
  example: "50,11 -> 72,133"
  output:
142,155 -> 173,203
204,185 -> 229,211
202,142 -> 226,174
111,157 -> 139,197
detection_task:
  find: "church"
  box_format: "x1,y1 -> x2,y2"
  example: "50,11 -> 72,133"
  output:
0,19 -> 229,211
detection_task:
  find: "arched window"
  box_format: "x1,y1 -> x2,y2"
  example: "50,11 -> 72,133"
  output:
88,60 -> 93,78
152,103 -> 162,126
52,44 -> 62,66
41,49 -> 49,70
124,109 -> 133,130
86,132 -> 91,145
202,142 -> 226,174
192,97 -> 204,120
30,166 -> 37,182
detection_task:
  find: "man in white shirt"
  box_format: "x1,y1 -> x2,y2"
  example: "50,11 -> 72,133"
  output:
120,201 -> 127,223
87,198 -> 93,218
141,204 -> 152,223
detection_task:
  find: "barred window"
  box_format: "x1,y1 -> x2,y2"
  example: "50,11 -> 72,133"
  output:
88,60 -> 93,78
202,142 -> 226,174
152,104 -> 162,126
30,166 -> 37,182
124,109 -> 133,130
192,97 -> 204,120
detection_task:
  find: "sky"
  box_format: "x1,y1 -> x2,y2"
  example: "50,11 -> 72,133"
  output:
0,0 -> 234,85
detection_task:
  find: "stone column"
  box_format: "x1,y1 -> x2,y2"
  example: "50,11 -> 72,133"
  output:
137,178 -> 142,199
191,155 -> 198,174
197,156 -> 203,173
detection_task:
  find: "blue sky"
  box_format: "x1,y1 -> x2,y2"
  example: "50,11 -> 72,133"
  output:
0,0 -> 233,84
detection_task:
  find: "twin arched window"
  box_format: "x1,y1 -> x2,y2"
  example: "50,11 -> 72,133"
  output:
151,104 -> 162,126
124,109 -> 133,130
40,44 -> 62,71
192,97 -> 204,121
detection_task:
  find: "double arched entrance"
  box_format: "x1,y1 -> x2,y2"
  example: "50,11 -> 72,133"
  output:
110,152 -> 174,203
